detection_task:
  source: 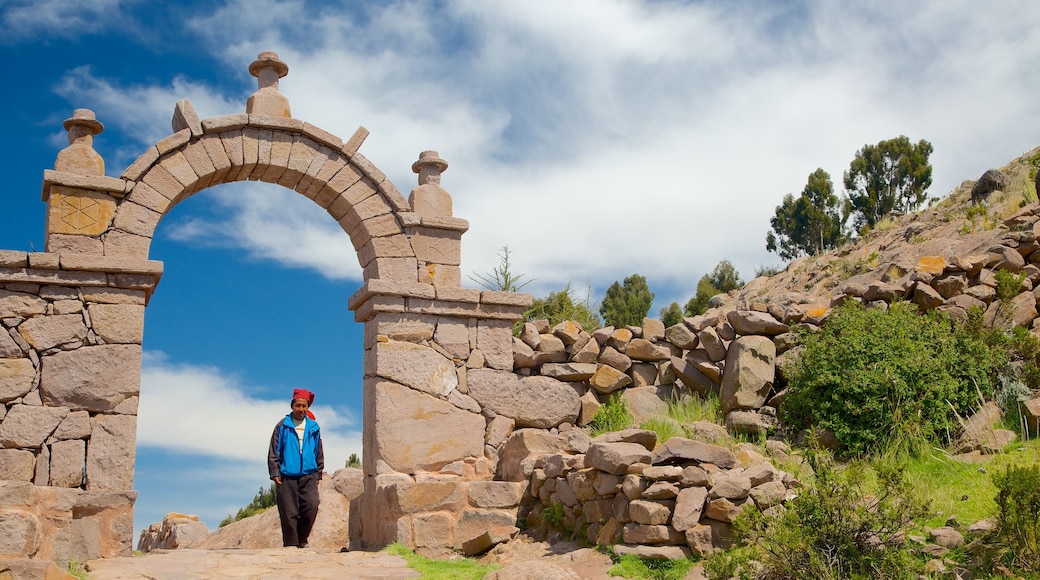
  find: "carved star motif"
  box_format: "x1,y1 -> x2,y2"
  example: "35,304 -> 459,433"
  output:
58,196 -> 101,232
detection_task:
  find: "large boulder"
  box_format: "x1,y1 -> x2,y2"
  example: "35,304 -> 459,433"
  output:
970,169 -> 1009,203
726,311 -> 789,337
467,369 -> 579,428
720,336 -> 775,413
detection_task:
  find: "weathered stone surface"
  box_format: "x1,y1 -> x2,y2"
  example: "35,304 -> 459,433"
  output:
0,290 -> 46,317
912,282 -> 945,310
52,410 -> 91,440
589,363 -> 631,394
371,340 -> 458,397
577,390 -> 600,426
591,429 -> 658,451
672,486 -> 708,531
930,526 -> 965,549
585,442 -> 652,475
625,339 -> 670,362
622,523 -> 681,545
696,327 -> 727,362
0,404 -> 68,448
725,410 -> 777,436
641,481 -> 679,500
50,438 -> 87,488
496,429 -> 567,482
467,369 -> 579,428
331,467 -> 364,501
620,385 -> 669,425
86,414 -> 136,490
0,448 -> 35,481
685,524 -> 714,556
933,273 -> 968,299
664,323 -> 697,350
539,362 -> 596,381
0,328 -> 23,357
726,310 -> 789,337
18,314 -> 87,351
86,304 -> 144,344
652,438 -> 737,469
40,345 -> 141,412
462,525 -> 517,557
468,481 -> 524,509
705,498 -> 746,523
720,336 -> 775,413
1024,397 -> 1040,433
0,357 -> 35,402
749,480 -> 786,509
708,475 -> 751,501
0,510 -> 39,557
371,380 -> 484,473
389,479 -> 464,514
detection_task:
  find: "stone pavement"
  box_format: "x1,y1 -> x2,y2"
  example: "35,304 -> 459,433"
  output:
83,548 -> 419,579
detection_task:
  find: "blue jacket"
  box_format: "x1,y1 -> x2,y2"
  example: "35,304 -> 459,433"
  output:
268,415 -> 324,479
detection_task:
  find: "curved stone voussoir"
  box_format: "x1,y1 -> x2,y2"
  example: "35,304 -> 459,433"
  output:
466,368 -> 579,428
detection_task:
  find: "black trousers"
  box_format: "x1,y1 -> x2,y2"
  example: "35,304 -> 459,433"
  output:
276,472 -> 320,547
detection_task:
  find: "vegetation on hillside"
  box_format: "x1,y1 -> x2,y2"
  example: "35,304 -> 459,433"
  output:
845,135 -> 934,231
685,259 -> 744,316
600,274 -> 655,328
766,168 -> 845,260
219,483 -> 277,527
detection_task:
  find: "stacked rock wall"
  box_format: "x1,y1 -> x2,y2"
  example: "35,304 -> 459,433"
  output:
0,251 -> 157,562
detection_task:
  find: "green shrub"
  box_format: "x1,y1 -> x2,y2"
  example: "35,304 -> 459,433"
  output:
666,392 -> 722,425
219,483 -> 277,527
589,393 -> 632,436
710,451 -> 930,579
780,301 -> 1005,457
990,464 -> 1040,572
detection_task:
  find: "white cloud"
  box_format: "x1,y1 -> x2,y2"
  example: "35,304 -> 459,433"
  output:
47,1 -> 1040,306
0,0 -> 129,39
138,351 -> 362,469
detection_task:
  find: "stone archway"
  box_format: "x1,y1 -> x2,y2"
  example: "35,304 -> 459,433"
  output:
0,52 -> 531,562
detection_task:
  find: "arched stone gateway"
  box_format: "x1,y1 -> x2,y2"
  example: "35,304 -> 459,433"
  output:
0,52 -> 532,562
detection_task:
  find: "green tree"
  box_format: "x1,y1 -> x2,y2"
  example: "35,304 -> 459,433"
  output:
659,301 -> 683,327
346,453 -> 360,468
766,168 -> 845,260
599,274 -> 654,328
844,135 -> 933,231
683,260 -> 744,316
468,246 -> 531,292
524,284 -> 600,330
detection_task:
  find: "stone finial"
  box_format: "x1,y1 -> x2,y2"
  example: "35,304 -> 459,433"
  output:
412,150 -> 449,186
408,151 -> 452,217
54,109 -> 105,176
246,51 -> 291,118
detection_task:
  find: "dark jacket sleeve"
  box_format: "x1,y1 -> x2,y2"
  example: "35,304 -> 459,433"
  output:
268,422 -> 282,480
315,426 -> 325,478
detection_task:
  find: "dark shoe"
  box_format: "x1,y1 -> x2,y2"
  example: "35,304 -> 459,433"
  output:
299,542 -> 308,549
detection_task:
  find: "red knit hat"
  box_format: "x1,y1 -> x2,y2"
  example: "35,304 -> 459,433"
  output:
292,389 -> 316,419
292,388 -> 315,405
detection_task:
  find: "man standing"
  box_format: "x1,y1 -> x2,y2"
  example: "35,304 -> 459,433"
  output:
268,388 -> 324,548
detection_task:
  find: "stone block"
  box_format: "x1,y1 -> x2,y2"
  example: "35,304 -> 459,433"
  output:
720,336 -> 775,413
0,358 -> 35,402
0,405 -> 68,448
112,202 -> 161,239
467,369 -> 579,428
50,439 -> 86,488
412,511 -> 455,550
87,304 -> 144,344
40,345 -> 141,412
462,524 -> 516,556
455,508 -> 518,548
85,414 -> 137,491
390,480 -> 464,514
369,380 -> 484,473
0,449 -> 35,481
368,340 -> 457,397
0,290 -> 47,317
46,187 -> 117,237
467,481 -> 524,509
476,320 -> 513,371
18,314 -> 87,351
0,511 -> 40,557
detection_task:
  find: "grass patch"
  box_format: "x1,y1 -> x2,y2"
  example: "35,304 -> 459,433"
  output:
590,393 -> 633,436
893,439 -> 1040,529
66,561 -> 88,580
607,551 -> 694,580
639,416 -> 685,443
384,542 -> 498,579
665,392 -> 722,425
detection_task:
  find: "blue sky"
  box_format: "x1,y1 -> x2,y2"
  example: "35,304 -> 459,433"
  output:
2,0 -> 1040,535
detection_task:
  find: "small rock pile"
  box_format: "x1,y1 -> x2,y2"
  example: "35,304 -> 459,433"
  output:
523,427 -> 799,558
136,512 -> 208,552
